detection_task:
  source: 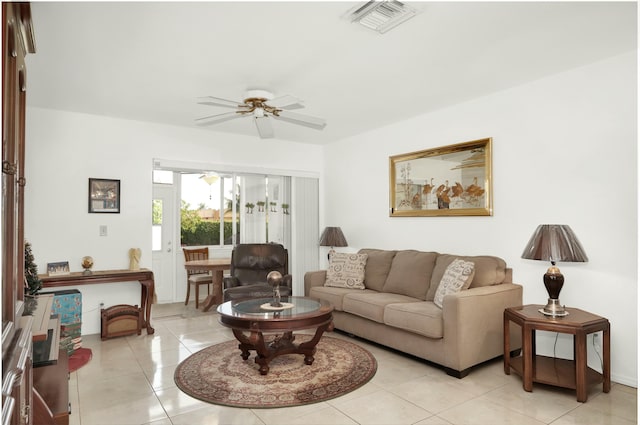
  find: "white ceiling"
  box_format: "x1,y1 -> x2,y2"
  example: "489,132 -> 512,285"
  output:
26,1 -> 636,145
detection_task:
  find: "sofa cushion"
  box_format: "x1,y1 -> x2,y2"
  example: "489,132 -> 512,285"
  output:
384,302 -> 444,338
382,250 -> 438,300
309,286 -> 377,311
343,292 -> 420,323
434,259 -> 475,308
427,254 -> 507,300
358,249 -> 396,292
324,253 -> 368,289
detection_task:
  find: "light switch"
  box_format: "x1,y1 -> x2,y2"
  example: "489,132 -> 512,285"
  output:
100,225 -> 108,236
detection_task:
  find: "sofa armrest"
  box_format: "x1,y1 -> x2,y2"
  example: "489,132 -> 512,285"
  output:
445,283 -> 522,303
442,283 -> 523,371
223,276 -> 240,289
224,274 -> 292,290
282,274 -> 293,289
304,270 -> 326,296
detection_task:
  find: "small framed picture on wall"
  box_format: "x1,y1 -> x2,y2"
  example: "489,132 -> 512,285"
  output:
88,178 -> 120,213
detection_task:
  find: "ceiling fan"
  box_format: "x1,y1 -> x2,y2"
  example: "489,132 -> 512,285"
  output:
196,89 -> 326,139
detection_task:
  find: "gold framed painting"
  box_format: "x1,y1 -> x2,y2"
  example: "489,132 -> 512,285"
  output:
389,138 -> 493,217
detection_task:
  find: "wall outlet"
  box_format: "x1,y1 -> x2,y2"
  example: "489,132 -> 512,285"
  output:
99,225 -> 108,236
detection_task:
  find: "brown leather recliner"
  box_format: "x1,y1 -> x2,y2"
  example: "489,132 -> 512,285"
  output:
223,243 -> 293,302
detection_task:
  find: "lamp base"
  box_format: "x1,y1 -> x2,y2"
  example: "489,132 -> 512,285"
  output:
539,298 -> 569,317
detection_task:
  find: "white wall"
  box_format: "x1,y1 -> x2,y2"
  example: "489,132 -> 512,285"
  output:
24,111 -> 323,335
323,51 -> 637,386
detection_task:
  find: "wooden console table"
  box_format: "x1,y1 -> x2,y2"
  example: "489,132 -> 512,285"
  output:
504,304 -> 610,402
39,269 -> 155,335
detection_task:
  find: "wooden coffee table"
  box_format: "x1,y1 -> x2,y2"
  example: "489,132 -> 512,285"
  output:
217,296 -> 334,375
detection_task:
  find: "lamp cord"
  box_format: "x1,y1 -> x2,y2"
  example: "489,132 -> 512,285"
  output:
593,333 -> 604,371
555,332 -> 604,372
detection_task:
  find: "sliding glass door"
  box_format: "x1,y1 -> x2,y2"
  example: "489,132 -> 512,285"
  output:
179,172 -> 291,248
152,159 -> 317,302
239,174 -> 291,245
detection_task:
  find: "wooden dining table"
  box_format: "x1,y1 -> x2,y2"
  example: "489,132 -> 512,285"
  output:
184,258 -> 231,312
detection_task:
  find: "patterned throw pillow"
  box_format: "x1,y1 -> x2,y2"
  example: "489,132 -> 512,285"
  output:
324,253 -> 368,289
434,259 -> 475,308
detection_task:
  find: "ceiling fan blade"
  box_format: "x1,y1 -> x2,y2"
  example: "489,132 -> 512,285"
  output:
197,96 -> 244,109
267,94 -> 304,110
254,116 -> 274,139
273,110 -> 326,130
195,111 -> 243,126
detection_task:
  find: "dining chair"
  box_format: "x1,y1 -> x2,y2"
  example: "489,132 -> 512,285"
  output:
183,247 -> 213,308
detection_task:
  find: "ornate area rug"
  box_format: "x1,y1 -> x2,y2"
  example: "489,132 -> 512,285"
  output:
174,335 -> 377,408
68,348 -> 92,373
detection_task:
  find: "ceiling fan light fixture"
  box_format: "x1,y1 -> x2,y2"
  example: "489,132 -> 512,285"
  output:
196,89 -> 326,138
345,0 -> 417,34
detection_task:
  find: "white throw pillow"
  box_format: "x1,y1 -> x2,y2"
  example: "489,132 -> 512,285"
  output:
324,253 -> 368,289
434,259 -> 475,308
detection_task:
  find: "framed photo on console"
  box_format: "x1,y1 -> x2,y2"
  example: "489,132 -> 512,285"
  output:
389,138 -> 492,217
47,261 -> 70,276
89,178 -> 120,213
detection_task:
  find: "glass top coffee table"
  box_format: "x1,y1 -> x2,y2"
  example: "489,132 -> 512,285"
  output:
217,296 -> 334,375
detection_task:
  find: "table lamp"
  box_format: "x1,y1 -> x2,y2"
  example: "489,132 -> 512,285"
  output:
521,224 -> 588,317
319,227 -> 348,260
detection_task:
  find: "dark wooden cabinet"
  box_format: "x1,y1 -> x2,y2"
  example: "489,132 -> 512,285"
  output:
2,3 -> 40,425
33,351 -> 69,425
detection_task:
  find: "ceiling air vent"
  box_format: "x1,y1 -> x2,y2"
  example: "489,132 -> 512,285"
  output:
346,0 -> 417,34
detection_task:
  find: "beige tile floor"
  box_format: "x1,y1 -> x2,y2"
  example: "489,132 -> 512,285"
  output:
69,302 -> 637,425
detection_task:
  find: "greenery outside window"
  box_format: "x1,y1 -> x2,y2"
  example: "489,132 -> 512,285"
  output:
180,172 -> 290,247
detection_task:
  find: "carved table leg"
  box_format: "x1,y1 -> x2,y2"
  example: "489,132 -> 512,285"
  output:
298,321 -> 332,366
232,329 -> 253,360
250,332 -> 271,375
229,320 -> 333,375
140,278 -> 155,334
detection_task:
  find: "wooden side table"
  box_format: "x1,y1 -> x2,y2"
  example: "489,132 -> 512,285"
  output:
504,304 -> 610,402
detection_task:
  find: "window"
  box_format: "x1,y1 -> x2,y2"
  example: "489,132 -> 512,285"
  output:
153,169 -> 173,184
151,199 -> 162,251
180,172 -> 290,247
181,173 -> 230,246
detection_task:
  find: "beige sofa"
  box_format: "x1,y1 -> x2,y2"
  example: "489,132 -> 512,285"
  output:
304,248 -> 523,378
